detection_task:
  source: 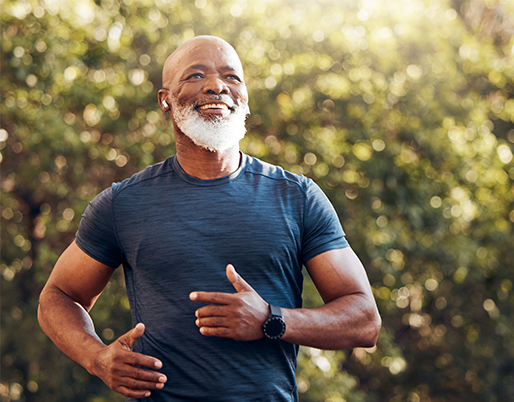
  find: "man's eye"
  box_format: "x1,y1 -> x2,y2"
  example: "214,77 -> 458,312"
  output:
226,75 -> 240,81
188,73 -> 203,79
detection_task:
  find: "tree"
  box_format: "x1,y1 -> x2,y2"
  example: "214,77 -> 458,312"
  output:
1,0 -> 513,401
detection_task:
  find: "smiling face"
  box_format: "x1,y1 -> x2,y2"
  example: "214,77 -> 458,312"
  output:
158,37 -> 249,152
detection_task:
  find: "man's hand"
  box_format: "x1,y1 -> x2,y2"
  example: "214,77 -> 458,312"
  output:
90,323 -> 167,398
190,264 -> 269,341
38,243 -> 169,398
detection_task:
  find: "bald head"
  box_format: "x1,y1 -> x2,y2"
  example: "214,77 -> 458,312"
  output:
157,35 -> 250,152
162,36 -> 244,89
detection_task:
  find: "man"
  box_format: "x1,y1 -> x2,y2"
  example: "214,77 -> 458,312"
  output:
38,36 -> 381,401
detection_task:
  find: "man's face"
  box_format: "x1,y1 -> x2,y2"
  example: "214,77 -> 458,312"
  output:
161,37 -> 249,152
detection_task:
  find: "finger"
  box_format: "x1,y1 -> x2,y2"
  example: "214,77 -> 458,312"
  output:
121,325 -> 163,369
199,326 -> 230,338
226,264 -> 254,293
190,291 -> 233,304
104,363 -> 166,397
117,382 -> 165,399
118,323 -> 145,350
117,386 -> 152,399
196,316 -> 228,328
111,360 -> 167,393
195,304 -> 229,318
124,350 -> 165,371
119,375 -> 167,391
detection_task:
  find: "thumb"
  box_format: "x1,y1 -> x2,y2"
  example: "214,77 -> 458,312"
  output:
119,323 -> 145,350
226,264 -> 254,293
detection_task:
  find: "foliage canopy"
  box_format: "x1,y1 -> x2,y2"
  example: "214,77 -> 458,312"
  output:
1,0 -> 513,401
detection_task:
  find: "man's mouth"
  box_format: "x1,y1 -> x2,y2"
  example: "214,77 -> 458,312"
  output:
197,103 -> 230,110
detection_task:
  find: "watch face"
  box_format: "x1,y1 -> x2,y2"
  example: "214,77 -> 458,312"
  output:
264,317 -> 286,339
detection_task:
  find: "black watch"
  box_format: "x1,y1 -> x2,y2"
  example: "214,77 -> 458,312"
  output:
262,304 -> 286,339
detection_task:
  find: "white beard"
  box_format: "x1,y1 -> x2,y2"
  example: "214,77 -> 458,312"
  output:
171,98 -> 247,153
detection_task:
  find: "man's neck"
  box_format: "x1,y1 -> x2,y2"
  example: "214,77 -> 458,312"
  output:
174,130 -> 241,180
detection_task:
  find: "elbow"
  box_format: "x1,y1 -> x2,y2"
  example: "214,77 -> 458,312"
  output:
37,288 -> 50,333
357,307 -> 382,348
37,303 -> 46,333
366,312 -> 382,347
37,284 -> 65,334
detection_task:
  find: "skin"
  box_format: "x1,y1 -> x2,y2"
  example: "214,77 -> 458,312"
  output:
191,249 -> 381,350
158,35 -> 249,180
38,36 -> 381,398
38,242 -> 167,398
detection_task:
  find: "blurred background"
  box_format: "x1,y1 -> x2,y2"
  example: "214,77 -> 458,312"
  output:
1,0 -> 513,401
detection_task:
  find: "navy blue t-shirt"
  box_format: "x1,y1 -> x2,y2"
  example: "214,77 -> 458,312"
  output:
76,153 -> 348,401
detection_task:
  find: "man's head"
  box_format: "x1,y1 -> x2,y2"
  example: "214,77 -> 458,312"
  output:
158,36 -> 249,153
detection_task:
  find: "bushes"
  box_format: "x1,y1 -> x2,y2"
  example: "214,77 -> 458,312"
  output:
1,0 -> 513,400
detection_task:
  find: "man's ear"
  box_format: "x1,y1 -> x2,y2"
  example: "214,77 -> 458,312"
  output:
158,89 -> 170,112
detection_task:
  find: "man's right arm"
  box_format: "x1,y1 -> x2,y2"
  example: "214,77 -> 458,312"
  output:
38,241 -> 167,398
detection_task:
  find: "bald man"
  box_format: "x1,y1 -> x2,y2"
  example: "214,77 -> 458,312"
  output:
38,36 -> 381,401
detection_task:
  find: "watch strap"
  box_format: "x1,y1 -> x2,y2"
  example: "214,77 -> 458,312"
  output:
269,303 -> 282,317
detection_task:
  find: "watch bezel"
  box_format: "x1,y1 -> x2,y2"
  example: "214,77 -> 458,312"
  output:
262,305 -> 286,339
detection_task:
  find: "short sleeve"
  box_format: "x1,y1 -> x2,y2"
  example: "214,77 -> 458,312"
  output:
75,186 -> 123,268
301,179 -> 349,264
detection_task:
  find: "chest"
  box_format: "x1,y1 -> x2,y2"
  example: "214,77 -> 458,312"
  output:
113,183 -> 305,299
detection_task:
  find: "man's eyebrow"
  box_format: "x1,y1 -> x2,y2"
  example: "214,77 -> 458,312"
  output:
220,66 -> 238,72
183,64 -> 240,73
185,64 -> 208,71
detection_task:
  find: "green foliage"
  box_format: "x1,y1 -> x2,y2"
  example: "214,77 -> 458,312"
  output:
2,0 -> 513,401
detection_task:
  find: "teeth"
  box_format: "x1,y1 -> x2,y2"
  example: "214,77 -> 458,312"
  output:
198,103 -> 228,110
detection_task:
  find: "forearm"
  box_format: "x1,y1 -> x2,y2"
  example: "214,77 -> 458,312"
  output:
38,287 -> 105,374
280,293 -> 381,350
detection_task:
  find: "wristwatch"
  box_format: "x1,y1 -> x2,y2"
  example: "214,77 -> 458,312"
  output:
262,304 -> 286,339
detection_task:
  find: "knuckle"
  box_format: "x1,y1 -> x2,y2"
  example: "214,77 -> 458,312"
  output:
234,329 -> 244,340
207,327 -> 217,336
131,368 -> 140,380
127,377 -> 139,388
132,353 -> 143,366
233,305 -> 244,318
211,293 -> 222,303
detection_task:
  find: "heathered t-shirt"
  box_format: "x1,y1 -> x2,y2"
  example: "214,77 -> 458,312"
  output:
76,153 -> 348,401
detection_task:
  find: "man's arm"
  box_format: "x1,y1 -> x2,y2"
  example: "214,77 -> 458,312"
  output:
38,241 -> 167,398
281,247 -> 381,349
190,247 -> 381,350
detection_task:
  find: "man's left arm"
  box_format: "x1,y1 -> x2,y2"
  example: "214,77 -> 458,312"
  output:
191,247 -> 381,350
281,246 -> 381,350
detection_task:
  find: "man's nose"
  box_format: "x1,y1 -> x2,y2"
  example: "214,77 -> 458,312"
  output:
203,75 -> 229,95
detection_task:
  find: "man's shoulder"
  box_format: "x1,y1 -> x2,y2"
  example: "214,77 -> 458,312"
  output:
244,154 -> 310,189
112,156 -> 177,195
